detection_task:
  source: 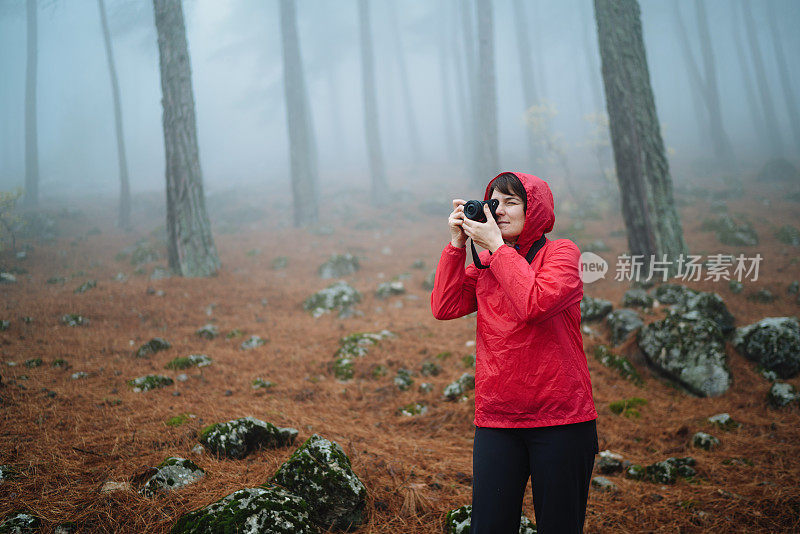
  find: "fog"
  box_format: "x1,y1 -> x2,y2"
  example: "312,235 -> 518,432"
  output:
1,0 -> 798,200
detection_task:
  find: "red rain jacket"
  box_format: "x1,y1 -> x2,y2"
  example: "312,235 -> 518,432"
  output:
431,172 -> 597,428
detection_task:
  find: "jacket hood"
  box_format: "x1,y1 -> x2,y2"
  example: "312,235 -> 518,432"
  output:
484,172 -> 555,256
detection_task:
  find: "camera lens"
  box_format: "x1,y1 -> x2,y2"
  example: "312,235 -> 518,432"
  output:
463,200 -> 484,222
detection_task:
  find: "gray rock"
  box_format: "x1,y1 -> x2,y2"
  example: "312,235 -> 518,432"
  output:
707,413 -> 740,431
74,279 -> 97,294
622,288 -> 653,308
733,317 -> 800,378
318,253 -> 359,279
638,311 -> 730,397
747,289 -> 777,303
61,314 -> 88,327
595,450 -> 624,474
195,324 -> 219,339
0,273 -> 17,284
394,368 -> 414,391
171,486 -> 315,534
729,280 -> 743,294
767,382 -> 799,408
165,354 -> 212,370
673,291 -> 736,337
303,281 -> 362,318
127,375 -> 173,392
580,295 -> 613,322
444,505 -> 537,534
241,336 -> 267,350
692,432 -> 720,450
775,225 -> 800,246
650,283 -> 697,305
591,476 -> 617,491
701,215 -> 758,246
0,512 -> 40,533
626,457 -> 696,484
443,373 -> 475,401
140,457 -> 205,497
70,371 -> 89,380
606,308 -> 644,345
397,402 -> 428,416
375,280 -> 405,299
271,434 -> 366,531
788,281 -> 799,295
199,417 -> 297,459
135,337 -> 171,358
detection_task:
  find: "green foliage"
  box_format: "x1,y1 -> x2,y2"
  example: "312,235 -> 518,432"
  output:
609,397 -> 648,418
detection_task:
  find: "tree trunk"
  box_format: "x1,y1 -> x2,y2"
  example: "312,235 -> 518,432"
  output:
475,0 -> 498,185
387,0 -> 422,164
450,0 -> 469,170
766,0 -> 800,153
731,1 -> 768,150
98,0 -> 131,230
357,0 -> 388,204
672,1 -> 711,149
581,0 -> 604,114
594,0 -> 686,275
512,0 -> 540,171
741,0 -> 783,157
279,0 -> 318,227
438,1 -> 457,162
153,0 -> 220,277
24,0 -> 38,208
693,0 -> 734,163
459,0 -> 480,184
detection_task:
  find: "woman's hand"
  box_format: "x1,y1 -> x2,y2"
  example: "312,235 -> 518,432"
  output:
462,204 -> 504,253
449,199 -> 467,248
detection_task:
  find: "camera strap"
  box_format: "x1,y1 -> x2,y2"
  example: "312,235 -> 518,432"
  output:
471,233 -> 547,270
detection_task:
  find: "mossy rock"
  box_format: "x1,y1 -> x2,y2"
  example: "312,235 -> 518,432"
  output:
394,368 -> 414,390
747,289 -> 777,303
672,291 -> 735,337
195,324 -> 219,340
580,295 -> 613,322
330,357 -> 354,381
729,280 -> 743,294
701,215 -> 758,246
252,378 -> 275,390
595,450 -> 624,474
0,465 -> 17,482
74,280 -> 97,294
141,457 -> 205,497
199,417 -> 297,459
593,345 -> 642,385
23,358 -> 42,368
171,486 -> 316,534
622,288 -> 653,308
707,413 -> 740,431
775,225 -> 800,246
165,354 -> 212,370
767,382 -> 799,408
318,254 -> 359,279
443,373 -> 475,401
270,434 -> 366,531
0,512 -> 40,533
375,280 -> 405,299
692,432 -> 719,451
398,402 -> 428,416
136,337 -> 171,358
128,375 -> 173,392
638,311 -> 730,397
61,314 -> 88,327
626,457 -> 696,484
241,336 -> 267,350
0,320 -> 9,331
606,308 -> 643,345
303,281 -> 362,318
335,330 -> 393,359
420,360 -> 442,377
734,317 -> 800,379
444,504 -> 537,534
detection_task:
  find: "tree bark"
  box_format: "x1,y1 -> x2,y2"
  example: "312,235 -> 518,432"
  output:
24,0 -> 38,208
357,0 -> 388,204
766,0 -> 800,153
98,0 -> 131,230
741,0 -> 783,157
594,0 -> 686,274
512,0 -> 540,171
475,0 -> 498,185
279,0 -> 318,227
153,0 -> 220,277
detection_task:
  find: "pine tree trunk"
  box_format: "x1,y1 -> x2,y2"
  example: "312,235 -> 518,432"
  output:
694,0 -> 734,163
279,0 -> 318,227
766,0 -> 800,153
438,2 -> 457,162
475,0 -> 498,185
98,0 -> 131,230
512,0 -> 540,171
581,0 -> 604,114
388,0 -> 422,164
450,0 -> 469,169
594,0 -> 686,274
459,0 -> 480,184
153,0 -> 220,277
741,0 -> 784,157
357,0 -> 388,205
24,0 -> 39,208
672,1 -> 711,148
731,1 -> 769,150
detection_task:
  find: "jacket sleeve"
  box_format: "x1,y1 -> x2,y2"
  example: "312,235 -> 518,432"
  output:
430,242 -> 479,320
488,240 -> 583,323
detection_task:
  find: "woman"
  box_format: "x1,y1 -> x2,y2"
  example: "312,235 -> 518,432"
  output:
431,172 -> 598,533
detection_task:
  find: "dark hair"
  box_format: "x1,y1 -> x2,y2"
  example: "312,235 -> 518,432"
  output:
489,173 -> 527,213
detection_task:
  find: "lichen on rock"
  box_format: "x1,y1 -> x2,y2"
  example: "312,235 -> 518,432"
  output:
606,308 -> 643,345
128,374 -> 173,392
734,317 -> 800,379
0,512 -> 40,533
304,282 -> 362,318
444,504 -> 537,534
170,485 -> 316,534
165,354 -> 212,370
136,337 -> 171,358
318,254 -> 359,279
580,295 -> 613,322
141,457 -> 205,497
199,417 -> 297,459
270,434 -> 366,531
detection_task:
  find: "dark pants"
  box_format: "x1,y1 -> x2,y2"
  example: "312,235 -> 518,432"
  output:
470,420 -> 599,534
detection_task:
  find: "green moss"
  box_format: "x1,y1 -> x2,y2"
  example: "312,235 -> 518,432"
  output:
593,345 -> 642,385
165,413 -> 192,427
165,354 -> 212,370
51,358 -> 68,368
23,358 -> 42,368
226,328 -> 243,339
127,374 -> 174,392
609,397 -> 648,418
435,351 -> 452,360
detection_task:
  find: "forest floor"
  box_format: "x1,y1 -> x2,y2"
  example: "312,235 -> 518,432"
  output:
1,165 -> 799,533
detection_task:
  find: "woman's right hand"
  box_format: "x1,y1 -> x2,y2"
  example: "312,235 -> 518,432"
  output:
449,199 -> 467,248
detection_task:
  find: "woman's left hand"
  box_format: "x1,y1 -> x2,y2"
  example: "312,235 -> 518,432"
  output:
462,204 -> 505,253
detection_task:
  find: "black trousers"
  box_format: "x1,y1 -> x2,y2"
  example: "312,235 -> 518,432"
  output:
470,420 -> 599,534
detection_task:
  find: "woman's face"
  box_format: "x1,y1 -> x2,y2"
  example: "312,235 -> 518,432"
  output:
490,189 -> 526,242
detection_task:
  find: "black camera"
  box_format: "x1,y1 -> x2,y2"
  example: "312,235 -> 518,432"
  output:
463,199 -> 499,223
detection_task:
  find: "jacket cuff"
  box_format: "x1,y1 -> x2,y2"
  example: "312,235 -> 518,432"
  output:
445,242 -> 467,255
